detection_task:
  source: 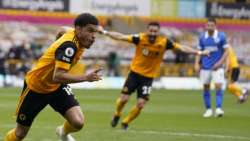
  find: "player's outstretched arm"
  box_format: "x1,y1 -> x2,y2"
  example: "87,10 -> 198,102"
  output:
176,44 -> 210,56
98,26 -> 130,42
52,67 -> 102,84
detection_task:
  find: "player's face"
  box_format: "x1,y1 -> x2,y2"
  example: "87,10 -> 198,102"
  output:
206,21 -> 216,33
76,24 -> 98,49
147,25 -> 160,43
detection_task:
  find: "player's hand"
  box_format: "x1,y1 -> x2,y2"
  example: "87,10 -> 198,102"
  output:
201,50 -> 210,56
198,50 -> 210,56
97,26 -> 107,35
84,68 -> 103,82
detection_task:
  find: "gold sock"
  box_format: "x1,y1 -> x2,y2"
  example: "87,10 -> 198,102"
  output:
63,121 -> 78,135
122,105 -> 141,124
228,83 -> 242,98
114,98 -> 126,117
4,128 -> 20,141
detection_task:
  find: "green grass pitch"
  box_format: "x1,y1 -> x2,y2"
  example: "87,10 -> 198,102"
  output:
0,88 -> 249,141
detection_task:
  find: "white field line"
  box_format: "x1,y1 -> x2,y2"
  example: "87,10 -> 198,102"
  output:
2,124 -> 250,140
118,129 -> 250,140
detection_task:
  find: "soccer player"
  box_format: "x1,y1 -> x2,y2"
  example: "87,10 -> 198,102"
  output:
4,13 -> 102,141
225,46 -> 248,103
98,22 -> 209,129
194,18 -> 229,118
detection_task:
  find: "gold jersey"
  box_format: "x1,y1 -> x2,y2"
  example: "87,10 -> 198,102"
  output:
26,29 -> 84,94
227,47 -> 239,69
127,33 -> 180,78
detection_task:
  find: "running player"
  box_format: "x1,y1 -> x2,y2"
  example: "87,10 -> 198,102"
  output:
98,22 -> 209,129
226,46 -> 248,103
4,13 -> 102,141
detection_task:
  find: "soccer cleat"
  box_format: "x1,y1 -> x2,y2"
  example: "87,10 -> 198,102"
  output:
203,109 -> 213,118
56,126 -> 76,141
215,108 -> 224,117
238,89 -> 249,104
121,123 -> 128,130
111,115 -> 120,127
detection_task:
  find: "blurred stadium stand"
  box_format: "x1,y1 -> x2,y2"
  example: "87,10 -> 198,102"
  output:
0,0 -> 250,87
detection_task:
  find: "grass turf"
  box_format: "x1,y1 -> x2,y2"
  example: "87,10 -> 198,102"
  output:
0,88 -> 249,141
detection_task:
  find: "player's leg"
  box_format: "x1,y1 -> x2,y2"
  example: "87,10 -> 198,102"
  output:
227,68 -> 248,103
4,124 -> 30,141
50,85 -> 81,141
200,69 -> 212,117
121,98 -> 147,130
121,74 -> 152,129
111,94 -> 130,127
111,71 -> 138,127
213,68 -> 225,117
4,82 -> 49,141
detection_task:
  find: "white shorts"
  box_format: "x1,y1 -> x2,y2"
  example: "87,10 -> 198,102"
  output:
200,68 -> 225,84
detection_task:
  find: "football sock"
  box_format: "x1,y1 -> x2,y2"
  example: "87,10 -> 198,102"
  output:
63,121 -> 78,135
216,89 -> 223,108
203,90 -> 211,109
114,98 -> 126,117
122,105 -> 141,124
4,128 -> 20,141
228,83 -> 242,98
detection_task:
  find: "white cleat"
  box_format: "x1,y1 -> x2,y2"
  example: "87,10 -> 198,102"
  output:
215,108 -> 224,117
203,109 -> 213,118
239,89 -> 249,104
56,126 -> 76,141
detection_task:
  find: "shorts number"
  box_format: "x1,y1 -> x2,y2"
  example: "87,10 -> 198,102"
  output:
63,85 -> 73,95
142,86 -> 151,95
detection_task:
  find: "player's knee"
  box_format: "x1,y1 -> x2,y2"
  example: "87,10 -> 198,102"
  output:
70,117 -> 84,130
15,129 -> 28,140
215,84 -> 222,90
137,102 -> 145,109
120,98 -> 128,104
120,95 -> 129,103
204,84 -> 210,90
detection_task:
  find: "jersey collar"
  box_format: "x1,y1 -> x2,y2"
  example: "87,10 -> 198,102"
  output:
205,30 -> 218,39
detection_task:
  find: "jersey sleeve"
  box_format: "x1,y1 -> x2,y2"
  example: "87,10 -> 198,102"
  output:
127,34 -> 140,45
197,35 -> 203,50
220,32 -> 229,49
165,39 -> 181,50
55,41 -> 77,71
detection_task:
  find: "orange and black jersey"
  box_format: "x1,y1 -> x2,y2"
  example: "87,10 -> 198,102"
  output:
127,33 -> 180,78
26,29 -> 84,94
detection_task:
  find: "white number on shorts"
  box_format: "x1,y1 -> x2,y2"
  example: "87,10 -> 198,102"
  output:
63,85 -> 73,95
142,86 -> 152,95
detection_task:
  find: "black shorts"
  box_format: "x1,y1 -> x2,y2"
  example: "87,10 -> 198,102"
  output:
230,67 -> 240,82
121,71 -> 153,100
16,81 -> 79,126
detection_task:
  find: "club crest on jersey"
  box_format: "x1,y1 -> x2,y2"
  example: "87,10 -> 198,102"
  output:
65,47 -> 75,57
142,48 -> 149,56
214,37 -> 220,43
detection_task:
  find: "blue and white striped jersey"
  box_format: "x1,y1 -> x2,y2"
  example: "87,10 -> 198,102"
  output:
198,30 -> 229,70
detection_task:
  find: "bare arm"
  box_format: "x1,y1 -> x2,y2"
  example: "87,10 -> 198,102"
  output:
98,26 -> 130,41
194,54 -> 201,73
106,31 -> 130,41
53,67 -> 102,84
176,44 -> 209,56
212,47 -> 229,70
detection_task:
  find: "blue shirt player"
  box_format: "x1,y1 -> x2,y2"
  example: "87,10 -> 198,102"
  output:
195,18 -> 229,118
